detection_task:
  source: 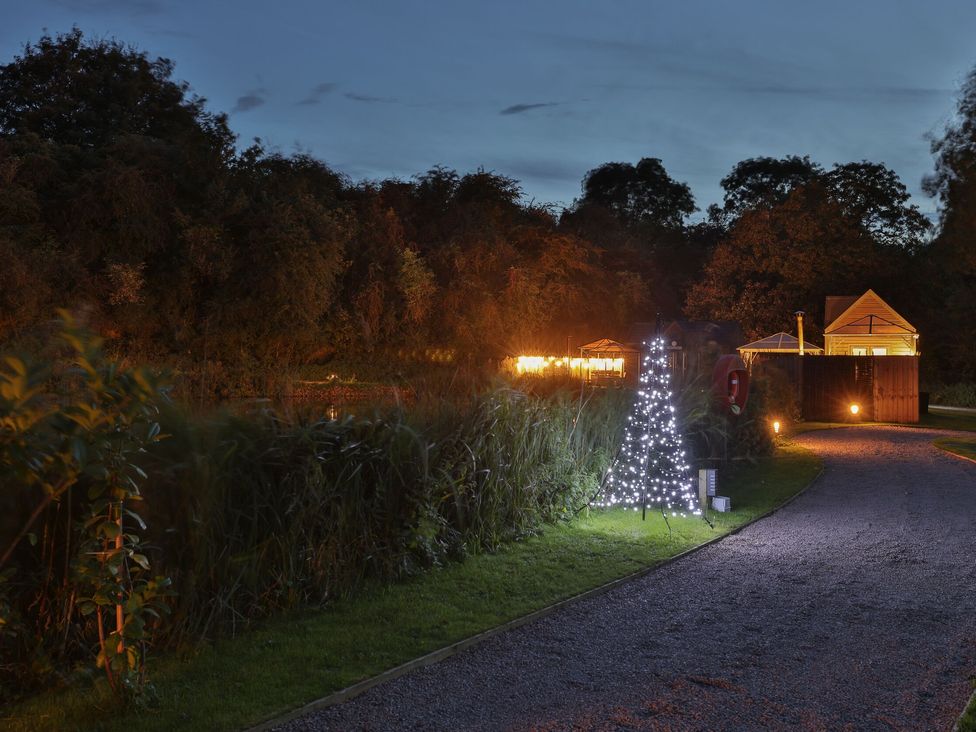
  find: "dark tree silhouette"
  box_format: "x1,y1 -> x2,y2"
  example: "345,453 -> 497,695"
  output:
578,157 -> 696,230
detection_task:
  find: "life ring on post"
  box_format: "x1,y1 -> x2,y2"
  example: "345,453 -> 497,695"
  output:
712,354 -> 750,416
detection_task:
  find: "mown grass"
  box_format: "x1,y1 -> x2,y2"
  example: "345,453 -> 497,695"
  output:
3,443 -> 820,732
959,691 -> 976,732
934,437 -> 976,462
924,407 -> 976,433
785,407 -> 976,436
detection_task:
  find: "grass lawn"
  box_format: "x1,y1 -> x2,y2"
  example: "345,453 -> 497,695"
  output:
5,444 -> 820,732
933,437 -> 976,462
786,407 -> 976,436
924,408 -> 976,433
960,693 -> 976,732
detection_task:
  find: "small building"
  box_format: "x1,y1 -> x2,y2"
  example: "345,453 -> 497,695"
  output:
736,332 -> 824,369
578,338 -> 640,386
823,289 -> 918,356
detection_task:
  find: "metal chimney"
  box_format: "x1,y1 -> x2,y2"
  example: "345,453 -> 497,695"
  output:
795,311 -> 805,356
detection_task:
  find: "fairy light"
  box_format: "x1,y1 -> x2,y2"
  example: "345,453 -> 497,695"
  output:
597,337 -> 701,516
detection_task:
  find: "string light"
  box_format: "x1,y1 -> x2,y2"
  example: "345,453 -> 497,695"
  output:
597,337 -> 701,517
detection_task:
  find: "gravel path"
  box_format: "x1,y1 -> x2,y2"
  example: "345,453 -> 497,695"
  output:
277,426 -> 976,731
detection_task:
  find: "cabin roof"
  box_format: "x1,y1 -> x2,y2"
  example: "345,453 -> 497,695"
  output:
824,289 -> 916,335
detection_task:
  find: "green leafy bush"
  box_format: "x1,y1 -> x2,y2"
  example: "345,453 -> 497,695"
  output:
930,382 -> 976,408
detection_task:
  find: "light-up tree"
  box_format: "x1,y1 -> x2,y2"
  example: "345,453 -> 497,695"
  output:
597,337 -> 700,519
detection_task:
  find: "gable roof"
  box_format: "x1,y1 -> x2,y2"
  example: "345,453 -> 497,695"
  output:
736,332 -> 824,354
824,289 -> 916,335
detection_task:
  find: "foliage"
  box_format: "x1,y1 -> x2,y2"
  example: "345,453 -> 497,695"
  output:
922,63 -> 976,380
929,382 -> 976,408
0,314 -> 170,702
1,323 -> 627,698
686,183 -> 907,339
713,156 -> 929,251
576,157 -> 697,229
5,445 -> 820,732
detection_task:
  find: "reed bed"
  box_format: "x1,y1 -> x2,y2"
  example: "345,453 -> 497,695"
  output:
1,385 -> 626,697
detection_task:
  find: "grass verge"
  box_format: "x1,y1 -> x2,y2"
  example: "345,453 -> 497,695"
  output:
959,691 -> 976,732
934,437 -> 976,462
786,408 -> 976,436
4,444 -> 820,732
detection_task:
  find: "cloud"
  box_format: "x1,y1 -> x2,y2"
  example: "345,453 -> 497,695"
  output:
495,157 -> 582,183
49,0 -> 163,14
500,102 -> 560,116
232,89 -> 268,113
344,92 -> 396,104
297,82 -> 338,106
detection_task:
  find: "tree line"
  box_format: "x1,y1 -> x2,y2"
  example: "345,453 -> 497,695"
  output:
1,30 -> 975,391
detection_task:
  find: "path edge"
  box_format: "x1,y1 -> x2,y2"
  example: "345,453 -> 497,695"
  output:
247,460 -> 826,732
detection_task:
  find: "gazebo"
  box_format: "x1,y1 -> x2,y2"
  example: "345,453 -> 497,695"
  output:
579,338 -> 639,385
736,332 -> 824,368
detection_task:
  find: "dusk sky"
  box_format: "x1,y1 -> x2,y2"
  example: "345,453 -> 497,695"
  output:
5,1 -> 976,218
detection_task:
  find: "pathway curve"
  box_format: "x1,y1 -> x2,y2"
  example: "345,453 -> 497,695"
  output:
277,427 -> 976,731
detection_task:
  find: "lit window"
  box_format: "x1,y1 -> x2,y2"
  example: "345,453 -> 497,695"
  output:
851,347 -> 867,356
871,347 -> 887,356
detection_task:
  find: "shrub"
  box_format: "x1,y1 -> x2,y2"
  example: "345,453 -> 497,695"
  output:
929,382 -> 976,408
0,328 -> 627,698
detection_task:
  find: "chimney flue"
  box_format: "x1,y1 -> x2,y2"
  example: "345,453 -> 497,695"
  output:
795,311 -> 805,356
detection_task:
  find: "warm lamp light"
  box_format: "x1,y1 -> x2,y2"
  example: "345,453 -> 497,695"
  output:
850,403 -> 860,415
772,420 -> 781,434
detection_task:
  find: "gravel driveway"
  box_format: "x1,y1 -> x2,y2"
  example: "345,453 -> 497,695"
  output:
277,426 -> 976,731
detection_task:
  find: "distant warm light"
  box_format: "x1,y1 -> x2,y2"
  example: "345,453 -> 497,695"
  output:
514,355 -> 624,377
772,420 -> 781,434
850,403 -> 860,415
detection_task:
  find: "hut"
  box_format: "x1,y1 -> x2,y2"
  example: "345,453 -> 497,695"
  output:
823,289 -> 918,356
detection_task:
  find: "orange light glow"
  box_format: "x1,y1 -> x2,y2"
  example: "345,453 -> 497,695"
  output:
513,355 -> 625,378
850,403 -> 860,415
772,420 -> 781,434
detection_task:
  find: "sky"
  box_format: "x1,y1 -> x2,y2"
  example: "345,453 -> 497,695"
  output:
3,1 -> 976,220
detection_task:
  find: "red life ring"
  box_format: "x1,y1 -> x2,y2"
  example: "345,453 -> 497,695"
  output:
712,355 -> 750,416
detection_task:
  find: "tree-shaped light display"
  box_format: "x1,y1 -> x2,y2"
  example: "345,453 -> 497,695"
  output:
597,337 -> 701,518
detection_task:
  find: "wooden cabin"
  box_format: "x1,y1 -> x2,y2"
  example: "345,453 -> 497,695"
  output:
823,289 -> 918,356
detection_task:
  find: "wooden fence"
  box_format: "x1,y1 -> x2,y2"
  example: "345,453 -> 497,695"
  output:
800,355 -> 918,423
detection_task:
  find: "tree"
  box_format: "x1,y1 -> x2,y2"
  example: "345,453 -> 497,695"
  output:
0,29 -> 233,156
597,337 -> 700,519
686,184 -> 881,339
576,157 -> 696,230
714,156 -> 928,252
922,65 -> 976,378
823,161 -> 929,253
714,155 -> 821,223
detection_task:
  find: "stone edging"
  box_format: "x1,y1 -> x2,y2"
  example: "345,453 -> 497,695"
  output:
247,461 -> 827,732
